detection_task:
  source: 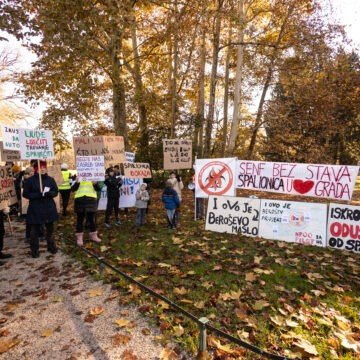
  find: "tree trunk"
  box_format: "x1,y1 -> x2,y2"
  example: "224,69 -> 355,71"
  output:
221,25 -> 232,157
227,0 -> 245,156
246,3 -> 295,159
204,0 -> 223,157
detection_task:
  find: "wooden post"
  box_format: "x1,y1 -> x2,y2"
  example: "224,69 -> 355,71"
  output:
38,159 -> 43,193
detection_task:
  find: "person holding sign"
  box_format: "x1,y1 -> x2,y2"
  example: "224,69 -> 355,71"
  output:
22,161 -> 59,258
71,179 -> 102,246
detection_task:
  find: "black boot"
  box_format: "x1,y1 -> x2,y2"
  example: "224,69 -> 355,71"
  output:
47,242 -> 57,254
31,249 -> 40,258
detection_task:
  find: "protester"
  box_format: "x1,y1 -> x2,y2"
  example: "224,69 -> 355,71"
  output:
12,164 -> 23,215
162,180 -> 180,229
104,166 -> 122,228
0,208 -> 12,265
167,171 -> 183,225
59,163 -> 72,216
22,160 -> 58,258
22,166 -> 34,243
135,183 -> 150,227
71,178 -> 101,246
143,177 -> 152,214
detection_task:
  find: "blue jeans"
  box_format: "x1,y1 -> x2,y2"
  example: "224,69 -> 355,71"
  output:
135,208 -> 146,226
166,209 -> 176,228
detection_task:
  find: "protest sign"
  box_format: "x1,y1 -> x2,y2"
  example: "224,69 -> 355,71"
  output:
206,195 -> 260,236
73,136 -> 125,166
195,158 -> 237,198
125,152 -> 135,163
76,155 -> 105,181
47,165 -> 64,185
236,160 -> 359,201
258,199 -> 327,247
0,166 -> 17,210
1,125 -> 20,150
18,128 -> 54,160
327,203 -> 360,253
163,139 -> 192,170
0,141 -> 20,162
98,178 -> 143,210
123,162 -> 151,178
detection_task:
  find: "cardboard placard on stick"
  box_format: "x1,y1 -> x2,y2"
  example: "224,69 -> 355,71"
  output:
0,141 -> 20,162
123,162 -> 151,178
73,136 -> 125,166
0,166 -> 17,210
163,139 -> 192,170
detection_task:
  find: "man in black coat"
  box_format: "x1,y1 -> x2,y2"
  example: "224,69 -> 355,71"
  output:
104,167 -> 122,228
23,160 -> 59,258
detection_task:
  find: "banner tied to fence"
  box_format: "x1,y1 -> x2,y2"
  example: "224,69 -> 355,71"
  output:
327,203 -> 360,253
163,139 -> 192,170
236,160 -> 359,201
0,141 -> 20,162
76,155 -> 105,182
1,125 -> 20,150
206,196 -> 260,236
0,166 -> 17,210
123,162 -> 151,178
19,128 -> 54,160
195,158 -> 237,198
73,136 -> 125,166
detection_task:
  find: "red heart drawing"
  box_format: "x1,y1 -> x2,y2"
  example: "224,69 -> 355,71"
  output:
293,180 -> 314,194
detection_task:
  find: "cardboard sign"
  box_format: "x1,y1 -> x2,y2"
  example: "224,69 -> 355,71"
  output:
259,200 -> 327,247
76,155 -> 105,181
327,203 -> 360,253
163,139 -> 192,170
123,162 -> 151,178
206,196 -> 260,236
47,165 -> 64,185
0,166 -> 17,210
98,178 -> 143,210
0,141 -> 20,162
125,152 -> 135,163
19,128 -> 54,160
1,125 -> 20,150
195,158 -> 237,198
73,136 -> 125,166
236,160 -> 359,201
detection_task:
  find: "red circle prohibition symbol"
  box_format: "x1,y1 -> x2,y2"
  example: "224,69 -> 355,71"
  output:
198,161 -> 234,195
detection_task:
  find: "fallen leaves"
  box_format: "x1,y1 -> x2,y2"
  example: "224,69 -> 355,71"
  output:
89,306 -> 104,316
173,287 -> 187,295
293,338 -> 318,356
0,338 -> 21,354
159,347 -> 179,360
40,329 -> 53,337
252,300 -> 270,311
220,289 -> 242,301
111,333 -> 131,347
87,288 -> 103,298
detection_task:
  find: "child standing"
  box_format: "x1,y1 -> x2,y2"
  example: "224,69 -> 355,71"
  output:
162,180 -> 180,229
135,183 -> 149,227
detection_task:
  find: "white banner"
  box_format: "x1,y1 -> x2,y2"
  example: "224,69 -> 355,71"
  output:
98,178 -> 143,210
195,158 -> 237,198
259,199 -> 327,247
236,160 -> 359,201
19,128 -> 54,160
125,152 -> 135,163
327,203 -> 360,253
76,155 -> 105,181
206,196 -> 260,236
1,125 -> 20,150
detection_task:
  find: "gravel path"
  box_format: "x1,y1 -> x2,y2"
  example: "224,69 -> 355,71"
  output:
0,219 -> 190,360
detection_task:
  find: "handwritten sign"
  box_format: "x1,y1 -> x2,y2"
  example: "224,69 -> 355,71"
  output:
76,155 -> 105,182
73,136 -> 125,166
125,152 -> 135,163
0,166 -> 17,210
47,165 -> 64,185
0,141 -> 20,162
236,160 -> 359,201
123,162 -> 151,178
19,128 -> 54,160
205,196 -> 260,236
195,158 -> 237,198
163,139 -> 192,170
1,125 -> 20,150
327,203 -> 360,253
258,200 -> 327,247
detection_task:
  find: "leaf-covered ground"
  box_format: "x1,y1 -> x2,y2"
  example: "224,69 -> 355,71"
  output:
59,184 -> 360,360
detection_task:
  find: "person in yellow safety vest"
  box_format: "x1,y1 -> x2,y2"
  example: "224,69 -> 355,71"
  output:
71,178 -> 102,246
59,163 -> 72,216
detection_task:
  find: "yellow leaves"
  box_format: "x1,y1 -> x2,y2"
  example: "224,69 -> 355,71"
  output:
208,336 -> 236,355
51,295 -> 64,303
114,318 -> 131,328
252,300 -> 270,311
89,306 -> 104,316
285,319 -> 299,328
0,338 -> 21,354
100,245 -> 109,252
158,263 -> 172,268
194,301 -> 205,309
172,237 -> 183,244
128,284 -> 141,296
41,329 -> 53,337
219,289 -> 242,301
173,287 -> 187,295
159,347 -> 179,360
88,288 -> 103,298
270,315 -> 284,326
294,338 -> 318,356
334,332 -> 360,353
201,281 -> 213,290
245,272 -> 257,282
254,256 -> 262,265
173,324 -> 184,337
306,273 -> 324,281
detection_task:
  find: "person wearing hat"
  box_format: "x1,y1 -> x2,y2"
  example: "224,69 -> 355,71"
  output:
22,160 -> 59,258
134,183 -> 149,227
59,163 -> 72,216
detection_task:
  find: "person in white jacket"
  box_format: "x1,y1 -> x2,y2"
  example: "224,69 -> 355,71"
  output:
135,183 -> 150,227
168,172 -> 184,201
